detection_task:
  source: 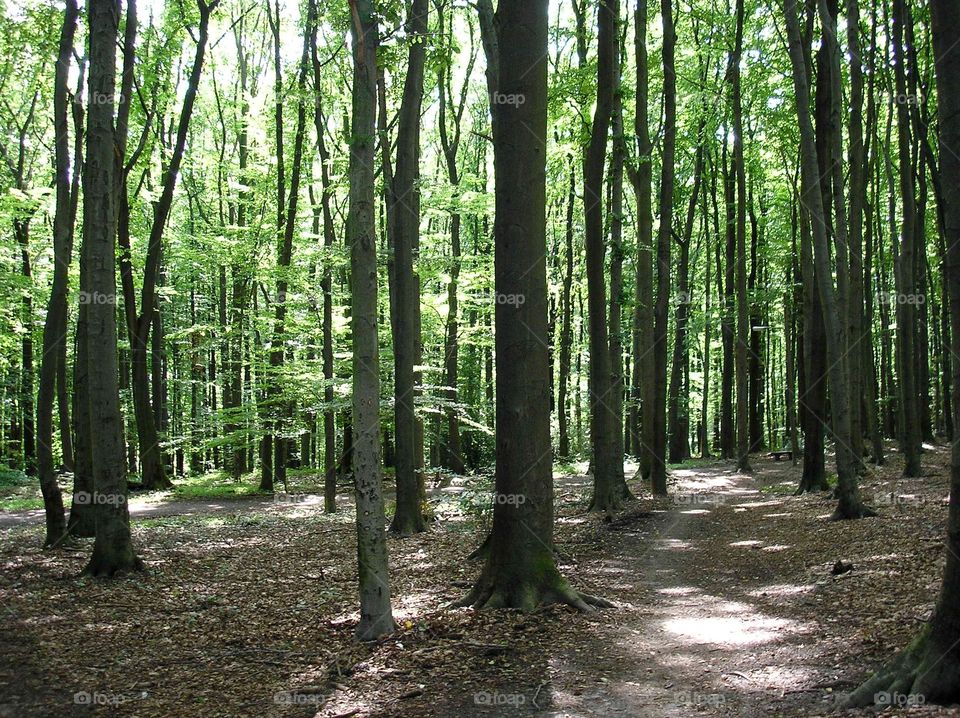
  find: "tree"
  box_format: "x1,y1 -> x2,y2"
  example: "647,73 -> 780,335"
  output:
782,0 -> 873,520
348,0 -> 395,641
35,0 -> 79,547
388,0 -> 429,536
81,0 -> 142,576
457,0 -> 610,611
650,0 -> 676,495
731,0 -> 751,474
846,0 -> 960,702
584,0 -> 629,511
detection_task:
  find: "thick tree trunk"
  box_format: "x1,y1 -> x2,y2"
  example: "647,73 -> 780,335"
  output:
387,0 -> 428,536
82,0 -> 142,575
584,0 -> 629,511
458,0 -> 610,613
783,0 -> 873,520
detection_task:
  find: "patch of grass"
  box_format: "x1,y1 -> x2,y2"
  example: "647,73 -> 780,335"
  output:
759,482 -> 797,496
0,469 -> 45,511
169,472 -> 270,501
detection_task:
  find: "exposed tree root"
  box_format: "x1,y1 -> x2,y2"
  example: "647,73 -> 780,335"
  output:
842,626 -> 960,708
467,533 -> 491,561
830,501 -> 877,521
452,575 -> 614,613
82,553 -> 144,578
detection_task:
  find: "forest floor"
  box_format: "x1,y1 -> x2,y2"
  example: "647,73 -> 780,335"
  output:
1,444 -> 959,717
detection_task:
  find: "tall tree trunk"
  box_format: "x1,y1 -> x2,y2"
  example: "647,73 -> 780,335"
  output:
348,0 -> 394,641
650,0 -> 676,494
558,159 -> 576,459
731,0 -> 751,473
36,0 -> 79,546
387,0 -> 429,536
309,16 -> 338,511
628,0 -> 654,477
891,0 -> 922,476
82,0 -> 142,575
783,0 -> 873,520
458,0 -> 610,612
846,0 -> 960,701
585,0 -> 629,510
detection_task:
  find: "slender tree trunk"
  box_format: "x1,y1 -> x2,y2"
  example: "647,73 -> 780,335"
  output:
558,160 -> 576,459
650,0 -> 676,494
731,0 -> 750,473
36,0 -> 79,546
348,0 -> 394,641
629,0 -> 654,477
891,0 -> 922,476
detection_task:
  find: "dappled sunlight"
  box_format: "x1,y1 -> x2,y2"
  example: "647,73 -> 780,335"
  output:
729,539 -> 763,547
658,586 -> 700,596
663,613 -> 794,647
746,584 -> 814,599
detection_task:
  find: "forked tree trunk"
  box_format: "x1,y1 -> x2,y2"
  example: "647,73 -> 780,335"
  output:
783,0 -> 873,520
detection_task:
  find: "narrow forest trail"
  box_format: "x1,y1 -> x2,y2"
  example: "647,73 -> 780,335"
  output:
535,462 -> 831,718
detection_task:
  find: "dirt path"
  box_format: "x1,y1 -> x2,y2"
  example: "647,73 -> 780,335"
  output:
536,464 -> 826,717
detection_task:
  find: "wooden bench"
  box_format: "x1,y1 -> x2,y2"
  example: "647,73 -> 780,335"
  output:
768,450 -> 793,462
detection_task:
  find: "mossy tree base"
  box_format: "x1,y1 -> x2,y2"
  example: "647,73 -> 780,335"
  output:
82,549 -> 144,578
453,569 -> 614,613
844,625 -> 960,707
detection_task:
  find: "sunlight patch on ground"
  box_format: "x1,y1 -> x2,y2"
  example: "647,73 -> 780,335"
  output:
761,544 -> 791,552
729,540 -> 763,547
655,539 -> 695,551
662,613 -> 793,647
746,583 -> 814,598
657,586 -> 700,596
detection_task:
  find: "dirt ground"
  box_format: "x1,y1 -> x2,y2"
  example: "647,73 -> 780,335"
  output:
1,444 -> 959,717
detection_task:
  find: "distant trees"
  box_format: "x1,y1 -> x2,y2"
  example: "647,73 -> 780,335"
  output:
846,0 -> 960,703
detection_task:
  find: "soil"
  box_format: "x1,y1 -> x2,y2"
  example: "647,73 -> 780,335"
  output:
1,444 -> 958,717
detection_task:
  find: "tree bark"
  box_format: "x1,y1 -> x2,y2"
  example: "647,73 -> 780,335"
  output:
348,0 -> 395,641
81,0 -> 142,575
458,0 -> 610,612
846,0 -> 960,702
783,0 -> 873,519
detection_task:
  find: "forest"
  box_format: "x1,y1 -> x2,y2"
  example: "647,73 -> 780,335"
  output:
1,0 -> 960,714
